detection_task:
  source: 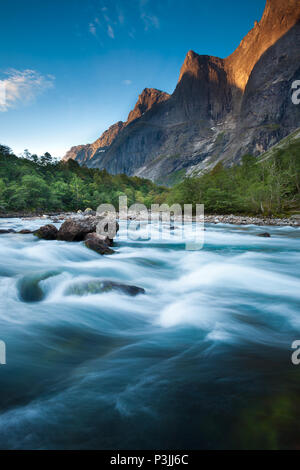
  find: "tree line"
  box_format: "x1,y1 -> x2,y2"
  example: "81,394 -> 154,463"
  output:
0,146 -> 166,213
167,141 -> 300,216
0,139 -> 299,216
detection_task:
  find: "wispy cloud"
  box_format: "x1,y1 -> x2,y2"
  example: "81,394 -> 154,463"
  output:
140,12 -> 159,31
88,1 -> 161,42
138,0 -> 160,31
89,22 -> 97,37
107,24 -> 115,39
0,69 -> 55,112
122,79 -> 132,85
88,10 -> 115,40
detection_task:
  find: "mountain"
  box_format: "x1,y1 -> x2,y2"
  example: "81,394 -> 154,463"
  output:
63,88 -> 169,166
64,0 -> 300,184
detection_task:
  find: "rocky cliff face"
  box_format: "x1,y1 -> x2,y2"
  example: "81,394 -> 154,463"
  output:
127,87 -> 170,123
226,0 -> 300,91
63,88 -> 169,166
64,0 -> 300,183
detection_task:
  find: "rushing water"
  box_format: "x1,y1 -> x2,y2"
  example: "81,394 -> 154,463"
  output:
0,217 -> 299,450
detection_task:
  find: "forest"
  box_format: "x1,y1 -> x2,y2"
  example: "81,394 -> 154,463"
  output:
0,139 -> 299,216
0,145 -> 166,213
167,140 -> 300,216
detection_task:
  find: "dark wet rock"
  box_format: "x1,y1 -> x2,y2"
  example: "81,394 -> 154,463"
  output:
57,216 -> 119,242
66,280 -> 145,297
84,231 -> 113,246
257,232 -> 271,238
0,229 -> 15,234
84,233 -> 114,255
18,229 -> 33,234
18,272 -> 59,302
57,217 -> 99,242
34,224 -> 58,240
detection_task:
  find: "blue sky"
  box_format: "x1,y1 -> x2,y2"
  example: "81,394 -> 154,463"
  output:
0,0 -> 266,158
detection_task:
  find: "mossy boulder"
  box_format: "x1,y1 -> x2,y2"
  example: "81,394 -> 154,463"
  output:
34,224 -> 58,240
66,280 -> 145,297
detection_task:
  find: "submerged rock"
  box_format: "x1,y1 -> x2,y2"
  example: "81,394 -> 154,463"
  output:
84,233 -> 114,255
257,232 -> 271,238
66,280 -> 145,297
18,229 -> 33,234
34,224 -> 58,240
0,229 -> 15,234
18,271 -> 59,302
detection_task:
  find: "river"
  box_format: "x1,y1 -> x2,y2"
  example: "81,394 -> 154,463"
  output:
0,217 -> 299,449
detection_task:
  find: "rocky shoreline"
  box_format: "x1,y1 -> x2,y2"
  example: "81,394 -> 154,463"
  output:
202,214 -> 300,227
0,214 -> 119,256
0,210 -> 299,227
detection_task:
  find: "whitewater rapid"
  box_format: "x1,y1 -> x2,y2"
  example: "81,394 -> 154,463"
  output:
0,218 -> 299,449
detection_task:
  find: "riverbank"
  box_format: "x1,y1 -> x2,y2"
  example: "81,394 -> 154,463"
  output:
1,211 -> 299,227
202,214 -> 300,227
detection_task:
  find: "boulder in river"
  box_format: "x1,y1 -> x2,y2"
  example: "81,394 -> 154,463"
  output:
57,216 -> 119,243
57,217 -> 97,242
66,280 -> 145,297
18,229 -> 33,234
257,232 -> 271,238
0,229 -> 15,234
84,233 -> 114,255
34,224 -> 58,240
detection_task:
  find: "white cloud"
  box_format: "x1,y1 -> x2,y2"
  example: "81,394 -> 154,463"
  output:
122,80 -> 132,85
0,69 -> 55,112
89,22 -> 97,36
107,24 -> 115,39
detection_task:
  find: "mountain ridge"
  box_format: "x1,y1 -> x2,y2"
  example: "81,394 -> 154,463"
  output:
63,88 -> 169,166
64,0 -> 300,183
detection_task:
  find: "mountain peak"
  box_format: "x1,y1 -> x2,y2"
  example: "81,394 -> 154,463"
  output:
178,49 -> 224,83
178,0 -> 300,93
225,0 -> 300,90
63,0 -> 300,183
264,0 -> 299,18
186,50 -> 197,60
127,88 -> 170,123
63,88 -> 170,163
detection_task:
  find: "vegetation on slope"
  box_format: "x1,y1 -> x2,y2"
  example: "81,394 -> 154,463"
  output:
167,139 -> 300,216
0,134 -> 299,216
0,146 -> 166,213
